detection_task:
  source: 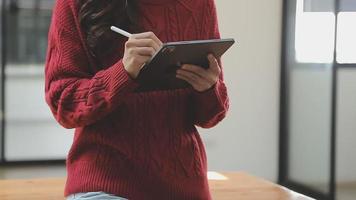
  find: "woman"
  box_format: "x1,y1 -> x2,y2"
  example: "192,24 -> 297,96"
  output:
45,0 -> 229,199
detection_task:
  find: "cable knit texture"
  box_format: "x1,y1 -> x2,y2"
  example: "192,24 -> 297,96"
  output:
45,0 -> 229,199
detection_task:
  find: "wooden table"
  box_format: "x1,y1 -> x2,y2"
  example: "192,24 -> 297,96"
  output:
208,172 -> 314,200
0,172 -> 314,200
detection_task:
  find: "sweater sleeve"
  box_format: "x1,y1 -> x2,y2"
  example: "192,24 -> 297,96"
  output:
192,0 -> 229,128
45,0 -> 138,129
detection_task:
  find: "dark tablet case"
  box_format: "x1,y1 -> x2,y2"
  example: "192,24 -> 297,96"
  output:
135,38 -> 235,91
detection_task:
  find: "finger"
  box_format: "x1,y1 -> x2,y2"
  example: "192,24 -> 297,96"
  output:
207,54 -> 221,74
176,74 -> 210,92
131,31 -> 163,47
176,69 -> 204,83
128,39 -> 160,51
178,69 -> 218,88
132,54 -> 152,66
176,74 -> 197,86
181,64 -> 209,78
126,38 -> 160,51
132,47 -> 155,57
178,67 -> 217,87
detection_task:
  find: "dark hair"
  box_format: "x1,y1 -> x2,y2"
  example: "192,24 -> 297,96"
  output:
77,0 -> 139,58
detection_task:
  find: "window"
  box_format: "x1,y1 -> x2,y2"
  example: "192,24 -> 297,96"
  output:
336,12 -> 356,63
6,0 -> 52,66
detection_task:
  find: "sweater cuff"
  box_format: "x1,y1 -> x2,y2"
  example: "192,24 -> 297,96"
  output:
193,80 -> 223,106
107,59 -> 139,101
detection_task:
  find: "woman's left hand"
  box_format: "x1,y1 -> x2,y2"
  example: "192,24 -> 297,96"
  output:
176,54 -> 221,92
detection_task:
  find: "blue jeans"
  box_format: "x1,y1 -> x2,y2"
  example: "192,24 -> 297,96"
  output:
66,191 -> 128,200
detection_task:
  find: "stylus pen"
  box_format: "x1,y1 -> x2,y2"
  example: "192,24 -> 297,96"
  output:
110,26 -> 132,38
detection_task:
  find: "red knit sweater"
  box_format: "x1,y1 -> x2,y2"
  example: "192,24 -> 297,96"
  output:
45,0 -> 229,199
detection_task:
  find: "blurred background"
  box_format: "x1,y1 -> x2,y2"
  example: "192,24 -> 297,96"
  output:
0,0 -> 355,200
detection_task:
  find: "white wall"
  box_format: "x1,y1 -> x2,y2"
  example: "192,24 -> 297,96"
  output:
200,0 -> 283,181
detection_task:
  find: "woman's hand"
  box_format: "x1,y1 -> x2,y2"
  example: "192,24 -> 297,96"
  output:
176,54 -> 221,92
123,32 -> 163,79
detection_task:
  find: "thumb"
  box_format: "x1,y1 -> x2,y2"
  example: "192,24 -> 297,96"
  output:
207,54 -> 220,74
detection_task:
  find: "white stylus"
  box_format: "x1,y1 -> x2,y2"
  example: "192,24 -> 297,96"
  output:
110,26 -> 132,38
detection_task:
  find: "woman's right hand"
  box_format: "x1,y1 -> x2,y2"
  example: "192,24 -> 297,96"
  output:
123,32 -> 163,79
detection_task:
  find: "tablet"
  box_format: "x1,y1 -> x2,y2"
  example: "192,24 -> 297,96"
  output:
135,38 -> 235,91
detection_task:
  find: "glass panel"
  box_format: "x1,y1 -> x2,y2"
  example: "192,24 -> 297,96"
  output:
336,0 -> 356,196
286,0 -> 334,195
336,69 -> 356,200
6,0 -> 52,66
288,67 -> 332,193
336,0 -> 356,194
340,0 -> 356,12
303,0 -> 334,12
295,0 -> 335,63
336,12 -> 356,63
4,0 -> 72,161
